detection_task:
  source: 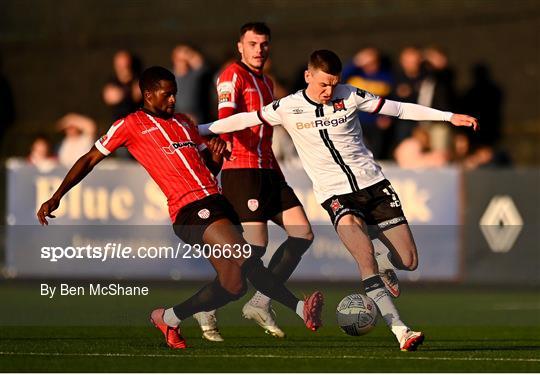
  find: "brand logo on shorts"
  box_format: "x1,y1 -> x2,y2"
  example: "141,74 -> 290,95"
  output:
198,209 -> 211,219
247,199 -> 259,212
330,199 -> 343,214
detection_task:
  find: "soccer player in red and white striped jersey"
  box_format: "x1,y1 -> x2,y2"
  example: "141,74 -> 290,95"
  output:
217,53 -> 275,169
36,66 -> 323,349
193,23 -> 314,341
95,108 -> 218,222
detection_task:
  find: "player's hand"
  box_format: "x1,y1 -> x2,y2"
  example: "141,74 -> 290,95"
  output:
37,197 -> 60,226
207,136 -> 228,155
450,114 -> 479,131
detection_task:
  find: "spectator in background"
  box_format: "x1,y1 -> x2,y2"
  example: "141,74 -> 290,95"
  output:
102,50 -> 143,121
342,47 -> 394,159
419,46 -> 457,154
27,134 -> 58,172
391,46 -> 425,148
460,64 -> 503,148
171,44 -> 212,123
0,55 -> 15,155
452,129 -> 511,169
456,64 -> 510,169
394,126 -> 448,169
56,113 -> 97,168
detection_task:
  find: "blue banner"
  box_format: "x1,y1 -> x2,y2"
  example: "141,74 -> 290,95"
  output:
5,158 -> 461,281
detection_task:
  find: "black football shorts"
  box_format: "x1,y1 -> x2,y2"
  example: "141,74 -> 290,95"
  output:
221,169 -> 302,222
321,179 -> 407,231
173,194 -> 241,245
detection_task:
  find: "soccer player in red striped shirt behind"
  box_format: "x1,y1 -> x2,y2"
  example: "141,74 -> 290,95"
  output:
36,66 -> 323,349
193,23 -> 314,340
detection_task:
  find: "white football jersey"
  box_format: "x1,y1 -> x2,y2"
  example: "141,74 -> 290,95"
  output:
257,84 -> 386,203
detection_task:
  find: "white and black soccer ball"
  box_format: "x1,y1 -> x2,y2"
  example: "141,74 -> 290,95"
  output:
336,294 -> 378,336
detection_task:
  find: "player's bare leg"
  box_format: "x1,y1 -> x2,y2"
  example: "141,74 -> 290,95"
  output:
177,218 -> 321,341
376,223 -> 418,271
205,219 -> 322,332
243,206 -> 314,337
370,223 -> 419,298
236,220 -> 284,336
336,214 -> 424,351
195,220 -> 268,340
241,221 -> 269,247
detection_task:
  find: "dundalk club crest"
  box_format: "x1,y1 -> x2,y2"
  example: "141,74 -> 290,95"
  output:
332,98 -> 346,112
247,199 -> 259,212
330,198 -> 343,214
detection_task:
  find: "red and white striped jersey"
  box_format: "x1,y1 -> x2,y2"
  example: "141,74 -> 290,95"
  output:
95,109 -> 220,222
217,61 -> 278,170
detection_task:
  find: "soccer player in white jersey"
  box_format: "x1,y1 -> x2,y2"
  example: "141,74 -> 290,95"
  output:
199,50 -> 478,351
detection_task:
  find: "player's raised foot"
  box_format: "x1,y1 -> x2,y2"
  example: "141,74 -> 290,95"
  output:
150,308 -> 187,349
380,269 -> 400,298
303,291 -> 324,331
399,329 -> 424,351
242,303 -> 286,338
193,310 -> 224,342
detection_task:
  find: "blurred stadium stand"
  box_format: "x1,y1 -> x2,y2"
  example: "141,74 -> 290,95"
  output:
0,1 -> 539,286
0,0 -> 538,162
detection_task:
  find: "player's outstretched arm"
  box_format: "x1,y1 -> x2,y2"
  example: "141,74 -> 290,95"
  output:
198,111 -> 261,136
37,146 -> 107,225
378,100 -> 479,131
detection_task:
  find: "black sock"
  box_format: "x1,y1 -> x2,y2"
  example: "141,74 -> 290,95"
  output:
267,236 -> 313,283
172,279 -> 237,320
243,245 -> 299,311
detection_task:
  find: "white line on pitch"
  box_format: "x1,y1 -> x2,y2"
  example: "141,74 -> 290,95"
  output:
0,352 -> 538,363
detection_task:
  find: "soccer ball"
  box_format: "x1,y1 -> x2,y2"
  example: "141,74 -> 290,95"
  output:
336,294 -> 378,336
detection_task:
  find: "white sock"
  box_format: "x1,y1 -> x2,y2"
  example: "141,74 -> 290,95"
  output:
363,275 -> 408,339
249,291 -> 271,308
295,301 -> 305,320
375,246 -> 397,272
391,324 -> 409,339
163,307 -> 181,327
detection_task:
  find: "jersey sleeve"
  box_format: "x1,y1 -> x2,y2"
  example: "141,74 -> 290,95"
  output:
216,67 -> 244,142
257,99 -> 282,127
94,118 -> 128,156
350,85 -> 386,114
217,69 -> 243,116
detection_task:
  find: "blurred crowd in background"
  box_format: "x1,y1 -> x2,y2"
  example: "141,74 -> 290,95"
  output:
0,44 -> 511,172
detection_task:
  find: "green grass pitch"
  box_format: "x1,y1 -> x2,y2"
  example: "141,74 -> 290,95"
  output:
0,282 -> 539,372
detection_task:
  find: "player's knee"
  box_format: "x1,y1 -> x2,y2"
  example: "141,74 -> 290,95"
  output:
303,229 -> 314,242
228,283 -> 247,300
220,277 -> 247,300
402,254 -> 418,271
289,224 -> 314,242
407,260 -> 418,271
